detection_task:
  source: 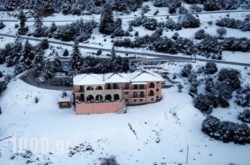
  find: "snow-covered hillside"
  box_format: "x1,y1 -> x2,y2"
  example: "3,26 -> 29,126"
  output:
0,61 -> 249,165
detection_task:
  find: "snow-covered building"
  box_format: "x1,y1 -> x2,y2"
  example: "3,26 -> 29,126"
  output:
72,71 -> 164,114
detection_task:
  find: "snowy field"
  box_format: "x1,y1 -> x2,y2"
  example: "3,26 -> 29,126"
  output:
0,61 -> 250,165
0,2 -> 250,164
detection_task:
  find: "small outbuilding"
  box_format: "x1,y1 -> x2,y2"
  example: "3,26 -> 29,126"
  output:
58,91 -> 71,108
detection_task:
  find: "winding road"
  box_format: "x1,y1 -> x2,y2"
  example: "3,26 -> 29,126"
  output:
1,8 -> 250,90
1,32 -> 250,67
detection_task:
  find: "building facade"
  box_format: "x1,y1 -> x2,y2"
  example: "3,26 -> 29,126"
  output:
72,71 -> 164,114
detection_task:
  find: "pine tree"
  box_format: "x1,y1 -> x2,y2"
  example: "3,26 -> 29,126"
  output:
18,10 -> 26,28
111,46 -> 116,61
6,38 -> 22,67
99,2 -> 115,34
71,40 -> 83,71
63,49 -> 69,56
18,10 -> 28,35
33,12 -> 44,37
22,39 -> 34,66
34,50 -> 44,75
49,22 -> 57,34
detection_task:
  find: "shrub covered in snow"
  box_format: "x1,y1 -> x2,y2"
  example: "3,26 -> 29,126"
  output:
181,64 -> 192,77
218,68 -> 241,90
238,109 -> 250,123
100,156 -> 120,165
130,16 -> 147,27
194,29 -> 208,40
0,20 -> 5,29
202,116 -> 250,144
235,86 -> 250,107
143,18 -> 157,30
194,94 -> 213,114
180,13 -> 200,28
221,37 -> 250,52
196,36 -> 222,58
204,62 -> 218,74
216,17 -> 250,32
165,18 -> 182,31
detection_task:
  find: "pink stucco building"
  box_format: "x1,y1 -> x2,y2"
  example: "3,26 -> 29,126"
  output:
72,70 -> 164,114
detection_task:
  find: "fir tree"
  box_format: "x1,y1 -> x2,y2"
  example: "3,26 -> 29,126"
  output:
71,40 -> 83,71
34,50 -> 44,75
99,2 -> 115,34
33,13 -> 45,37
22,39 -> 34,66
63,48 -> 69,57
18,10 -> 28,35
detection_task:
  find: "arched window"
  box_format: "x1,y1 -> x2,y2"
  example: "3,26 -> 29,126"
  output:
86,86 -> 94,90
149,83 -> 155,88
149,90 -> 154,96
114,94 -> 120,101
96,95 -> 103,101
105,94 -> 112,101
86,95 -> 94,102
96,86 -> 103,90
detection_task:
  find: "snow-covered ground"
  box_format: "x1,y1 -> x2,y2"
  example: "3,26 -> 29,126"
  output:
0,61 -> 249,165
0,2 -> 250,164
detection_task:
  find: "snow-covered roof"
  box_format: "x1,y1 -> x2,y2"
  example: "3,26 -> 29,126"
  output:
73,70 -> 164,86
58,95 -> 71,102
73,74 -> 104,86
105,73 -> 130,83
130,70 -> 164,83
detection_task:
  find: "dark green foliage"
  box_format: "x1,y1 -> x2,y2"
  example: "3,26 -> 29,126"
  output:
181,64 -> 192,77
202,115 -> 250,144
100,156 -> 119,165
238,109 -> 250,123
194,94 -> 213,114
143,18 -> 157,30
204,62 -> 218,74
35,97 -> 39,103
153,37 -> 177,54
180,13 -> 200,28
55,19 -> 97,42
33,13 -> 46,37
0,21 -> 5,29
71,40 -> 83,71
99,2 -> 115,35
63,49 -> 69,57
194,29 -> 208,40
221,37 -> 250,52
34,50 -> 45,74
196,36 -> 222,58
235,86 -> 250,107
218,68 -> 241,90
6,39 -> 22,67
38,39 -> 49,50
216,17 -> 250,32
217,28 -> 227,39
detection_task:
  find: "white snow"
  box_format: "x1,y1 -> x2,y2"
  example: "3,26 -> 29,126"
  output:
0,61 -> 250,164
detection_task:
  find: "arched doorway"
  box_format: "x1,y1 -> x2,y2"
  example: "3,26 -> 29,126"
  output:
114,94 -> 120,101
86,95 -> 94,102
105,94 -> 112,101
96,94 -> 103,102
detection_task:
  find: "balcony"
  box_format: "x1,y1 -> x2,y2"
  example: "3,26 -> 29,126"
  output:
84,89 -> 122,96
